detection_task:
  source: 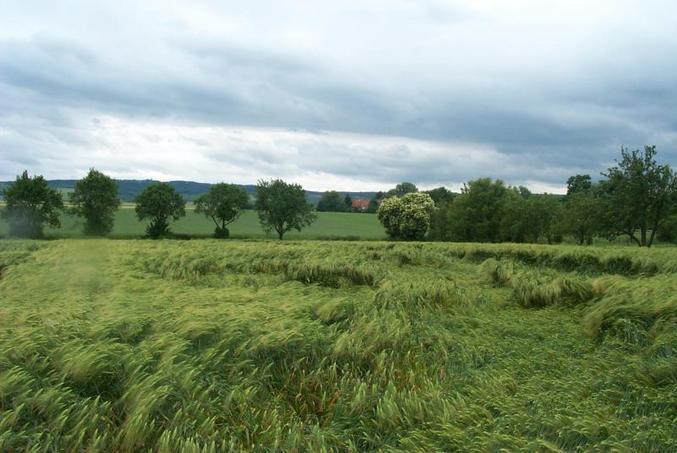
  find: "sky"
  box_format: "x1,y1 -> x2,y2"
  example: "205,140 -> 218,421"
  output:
1,0 -> 676,193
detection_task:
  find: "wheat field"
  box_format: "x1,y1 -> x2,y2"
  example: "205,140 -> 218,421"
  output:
0,240 -> 675,451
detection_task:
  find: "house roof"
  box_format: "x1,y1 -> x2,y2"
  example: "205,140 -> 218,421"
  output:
351,198 -> 370,208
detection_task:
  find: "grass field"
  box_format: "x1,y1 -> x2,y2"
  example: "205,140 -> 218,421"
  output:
0,239 -> 675,451
0,208 -> 386,240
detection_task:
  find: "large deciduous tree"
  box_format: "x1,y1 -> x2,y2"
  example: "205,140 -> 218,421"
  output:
135,183 -> 186,238
1,171 -> 64,238
377,192 -> 435,240
70,169 -> 120,236
444,178 -> 512,243
601,146 -> 676,247
194,183 -> 249,238
255,179 -> 316,239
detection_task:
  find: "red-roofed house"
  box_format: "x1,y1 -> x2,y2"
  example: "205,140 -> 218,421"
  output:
351,198 -> 370,212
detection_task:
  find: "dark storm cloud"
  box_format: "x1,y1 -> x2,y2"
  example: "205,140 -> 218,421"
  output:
1,0 -> 676,190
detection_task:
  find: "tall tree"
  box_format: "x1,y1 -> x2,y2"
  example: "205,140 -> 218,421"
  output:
566,174 -> 592,195
70,169 -> 120,236
1,171 -> 64,238
387,182 -> 418,198
194,183 -> 249,238
445,178 -> 512,242
135,183 -> 186,238
317,191 -> 347,212
425,186 -> 456,205
255,179 -> 316,239
601,146 -> 676,247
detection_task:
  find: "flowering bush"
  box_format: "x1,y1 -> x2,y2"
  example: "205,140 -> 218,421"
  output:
377,192 -> 435,240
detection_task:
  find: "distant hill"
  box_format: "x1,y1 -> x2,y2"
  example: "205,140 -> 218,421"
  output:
0,179 -> 377,204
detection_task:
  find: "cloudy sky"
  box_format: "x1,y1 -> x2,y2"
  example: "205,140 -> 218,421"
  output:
1,0 -> 676,192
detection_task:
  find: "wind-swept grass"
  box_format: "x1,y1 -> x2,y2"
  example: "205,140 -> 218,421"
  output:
0,239 -> 674,451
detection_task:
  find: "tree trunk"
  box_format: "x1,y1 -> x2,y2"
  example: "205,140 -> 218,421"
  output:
640,226 -> 647,247
648,216 -> 660,248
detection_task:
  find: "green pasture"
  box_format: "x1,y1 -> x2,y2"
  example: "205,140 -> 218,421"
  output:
0,207 -> 386,239
0,240 -> 675,451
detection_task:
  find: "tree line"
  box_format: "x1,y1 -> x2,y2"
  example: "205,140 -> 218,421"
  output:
1,145 -> 675,245
376,146 -> 677,247
0,171 -> 316,239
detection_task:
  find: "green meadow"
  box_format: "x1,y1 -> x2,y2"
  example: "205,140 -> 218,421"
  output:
0,239 -> 675,451
0,207 -> 386,240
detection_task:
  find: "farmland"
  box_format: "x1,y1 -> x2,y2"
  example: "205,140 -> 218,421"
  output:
0,239 -> 675,451
0,207 -> 386,240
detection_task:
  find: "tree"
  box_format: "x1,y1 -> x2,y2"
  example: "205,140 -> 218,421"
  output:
255,179 -> 316,239
377,192 -> 435,240
317,191 -> 347,212
1,171 -> 64,238
517,186 -> 532,199
70,169 -> 120,236
343,194 -> 353,211
500,193 -> 563,243
444,178 -> 512,242
657,213 -> 677,243
135,183 -> 186,238
194,183 -> 249,238
425,186 -> 456,205
386,182 -> 418,198
559,191 -> 605,245
366,198 -> 379,213
601,146 -> 676,247
566,174 -> 592,195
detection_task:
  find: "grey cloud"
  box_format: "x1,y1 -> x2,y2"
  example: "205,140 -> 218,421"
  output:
1,0 -> 676,188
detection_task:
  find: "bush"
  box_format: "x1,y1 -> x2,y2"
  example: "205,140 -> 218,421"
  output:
377,193 -> 435,240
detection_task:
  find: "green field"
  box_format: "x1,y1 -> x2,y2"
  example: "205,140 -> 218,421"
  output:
0,239 -> 675,451
0,208 -> 386,240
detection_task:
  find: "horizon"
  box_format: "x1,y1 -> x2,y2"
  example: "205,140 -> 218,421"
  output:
2,1 -> 676,193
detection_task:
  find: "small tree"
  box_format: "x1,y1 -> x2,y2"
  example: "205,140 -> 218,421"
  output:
377,192 -> 435,240
317,191 -> 346,212
1,171 -> 63,238
601,146 -> 676,247
255,179 -> 316,239
194,183 -> 249,238
70,169 -> 120,236
135,183 -> 186,238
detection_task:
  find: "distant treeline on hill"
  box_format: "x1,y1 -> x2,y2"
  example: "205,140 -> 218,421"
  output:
0,179 -> 377,204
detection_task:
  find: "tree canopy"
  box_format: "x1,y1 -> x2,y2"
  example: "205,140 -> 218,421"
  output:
255,179 -> 316,239
135,183 -> 186,238
194,183 -> 249,238
1,171 -> 64,238
386,182 -> 418,198
601,146 -> 676,247
70,169 -> 120,236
